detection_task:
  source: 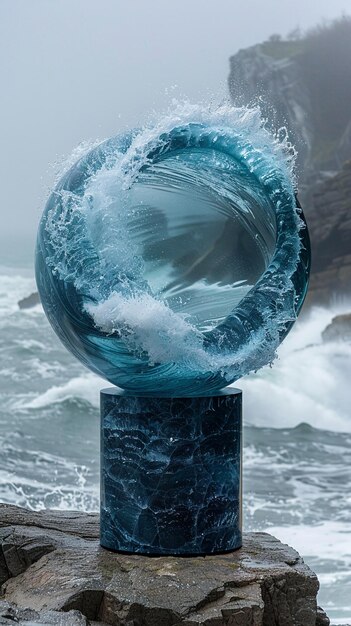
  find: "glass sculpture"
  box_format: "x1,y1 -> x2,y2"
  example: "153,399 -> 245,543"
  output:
36,107 -> 310,554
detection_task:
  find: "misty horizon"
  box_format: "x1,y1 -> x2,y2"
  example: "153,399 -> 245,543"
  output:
1,0 -> 350,261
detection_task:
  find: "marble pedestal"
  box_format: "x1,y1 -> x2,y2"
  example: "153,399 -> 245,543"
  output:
100,387 -> 242,555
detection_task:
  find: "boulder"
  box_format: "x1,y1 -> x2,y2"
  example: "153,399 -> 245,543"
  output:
18,292 -> 40,310
0,504 -> 329,625
322,313 -> 351,342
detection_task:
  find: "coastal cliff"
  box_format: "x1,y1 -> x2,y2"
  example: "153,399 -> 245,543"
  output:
228,18 -> 351,303
229,39 -> 314,183
308,161 -> 351,303
0,504 -> 330,626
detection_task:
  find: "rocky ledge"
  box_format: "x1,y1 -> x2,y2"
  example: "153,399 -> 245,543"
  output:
0,504 -> 330,626
322,312 -> 351,343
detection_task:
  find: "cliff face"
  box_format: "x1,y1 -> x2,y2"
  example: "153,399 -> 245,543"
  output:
228,21 -> 351,303
229,23 -> 351,188
308,161 -> 351,303
228,41 -> 314,185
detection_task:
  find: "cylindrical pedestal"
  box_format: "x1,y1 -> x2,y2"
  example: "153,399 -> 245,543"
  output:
100,387 -> 242,555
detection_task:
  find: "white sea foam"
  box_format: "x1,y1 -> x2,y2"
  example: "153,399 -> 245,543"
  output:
267,521 -> 351,567
12,297 -> 351,435
115,100 -> 296,189
240,301 -> 351,432
52,138 -> 106,185
266,521 -> 351,624
0,464 -> 99,512
17,374 -> 102,410
26,358 -> 65,379
1,271 -> 351,620
86,291 -> 211,367
14,339 -> 47,351
0,274 -> 37,316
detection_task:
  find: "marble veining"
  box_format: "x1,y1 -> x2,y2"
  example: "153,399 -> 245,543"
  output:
100,388 -> 242,555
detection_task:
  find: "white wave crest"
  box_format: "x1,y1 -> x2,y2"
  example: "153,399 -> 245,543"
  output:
240,301 -> 351,432
19,374 -> 102,410
0,273 -> 37,317
85,291 -> 211,368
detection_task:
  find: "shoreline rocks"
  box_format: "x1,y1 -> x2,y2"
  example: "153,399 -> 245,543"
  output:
0,504 -> 330,625
322,312 -> 351,343
18,292 -> 40,310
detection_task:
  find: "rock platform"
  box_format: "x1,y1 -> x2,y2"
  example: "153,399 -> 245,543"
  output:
0,505 -> 330,625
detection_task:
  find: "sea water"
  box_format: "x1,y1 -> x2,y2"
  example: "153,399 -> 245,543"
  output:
0,102 -> 346,622
0,265 -> 350,624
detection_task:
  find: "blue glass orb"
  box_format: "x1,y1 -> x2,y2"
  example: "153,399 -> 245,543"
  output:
36,116 -> 310,395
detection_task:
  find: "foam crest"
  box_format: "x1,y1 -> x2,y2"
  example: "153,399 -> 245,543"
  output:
115,101 -> 296,189
86,291 -> 211,368
241,301 -> 351,432
18,374 -> 101,410
0,274 -> 37,317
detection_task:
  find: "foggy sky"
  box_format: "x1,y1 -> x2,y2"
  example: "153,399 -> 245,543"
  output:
0,0 -> 349,262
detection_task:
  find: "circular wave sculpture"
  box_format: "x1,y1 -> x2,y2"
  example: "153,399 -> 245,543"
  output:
36,105 -> 311,555
36,106 -> 310,395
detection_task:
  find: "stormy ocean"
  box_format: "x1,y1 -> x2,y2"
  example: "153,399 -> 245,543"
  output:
0,262 -> 350,624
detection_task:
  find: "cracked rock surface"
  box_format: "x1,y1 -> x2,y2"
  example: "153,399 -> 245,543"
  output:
0,504 -> 328,625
